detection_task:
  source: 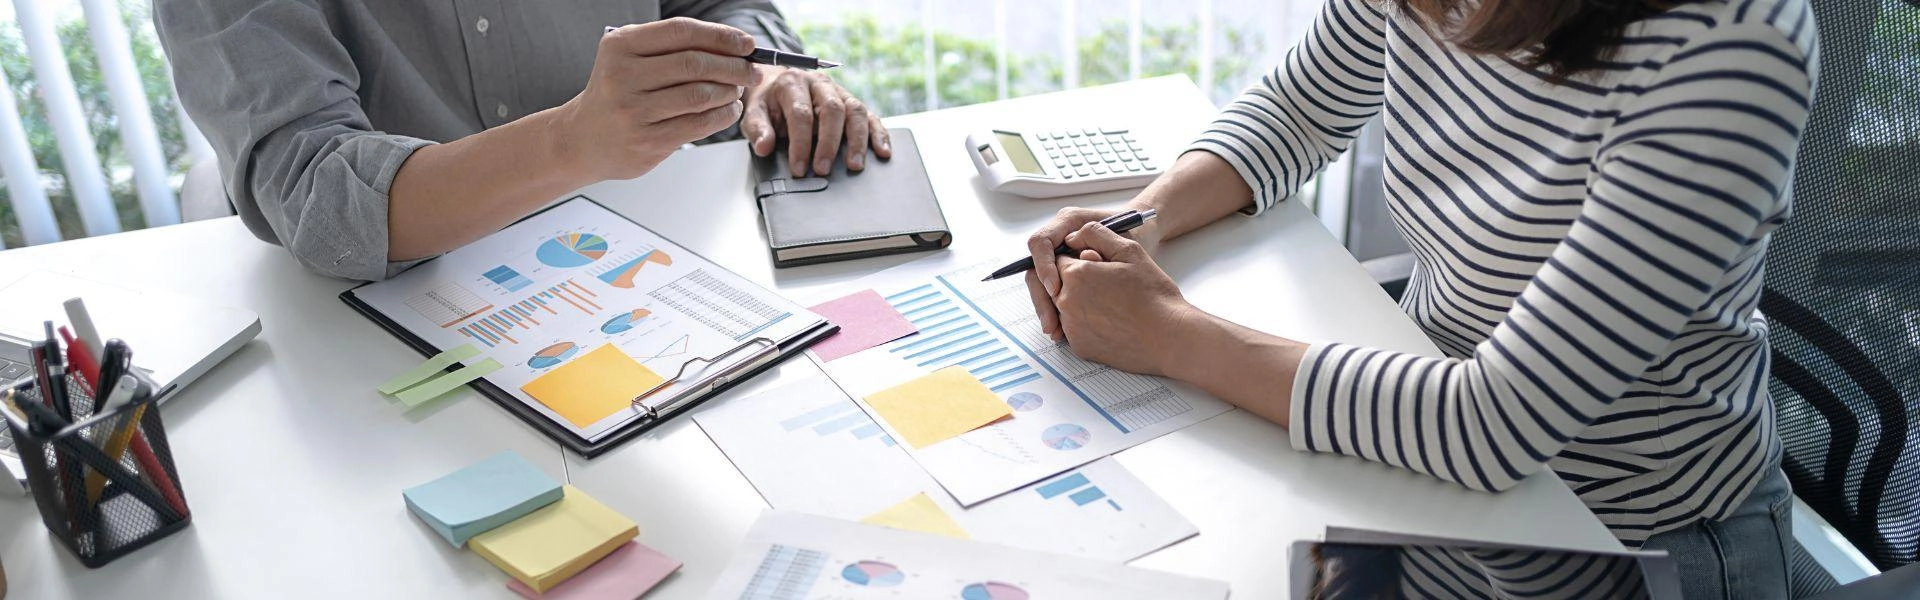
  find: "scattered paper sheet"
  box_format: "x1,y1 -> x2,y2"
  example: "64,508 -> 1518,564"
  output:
693,376 -> 1199,562
394,358 -> 504,408
864,366 -> 1011,449
707,512 -> 1229,600
402,451 -> 563,548
472,485 -> 639,593
807,289 -> 919,362
520,345 -> 664,427
860,493 -> 970,540
507,540 -> 682,600
379,344 -> 482,394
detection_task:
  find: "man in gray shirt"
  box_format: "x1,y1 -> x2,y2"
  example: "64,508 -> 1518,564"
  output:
156,2 -> 889,280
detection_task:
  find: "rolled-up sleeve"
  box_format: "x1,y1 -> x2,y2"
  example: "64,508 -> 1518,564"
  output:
156,0 -> 428,281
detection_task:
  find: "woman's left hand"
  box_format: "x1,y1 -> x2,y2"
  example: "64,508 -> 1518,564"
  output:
1048,221 -> 1200,376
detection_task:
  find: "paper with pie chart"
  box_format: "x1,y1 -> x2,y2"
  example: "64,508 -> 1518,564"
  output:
694,376 -> 1199,562
347,197 -> 822,442
706,512 -> 1228,600
815,254 -> 1233,506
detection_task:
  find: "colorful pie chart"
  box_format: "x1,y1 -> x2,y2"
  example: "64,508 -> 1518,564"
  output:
1006,392 -> 1044,412
536,233 -> 609,268
840,560 -> 905,587
600,309 -> 653,334
1042,423 -> 1091,451
962,582 -> 1030,600
528,341 -> 580,369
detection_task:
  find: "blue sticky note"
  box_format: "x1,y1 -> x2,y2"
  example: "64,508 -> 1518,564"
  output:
403,451 -> 564,548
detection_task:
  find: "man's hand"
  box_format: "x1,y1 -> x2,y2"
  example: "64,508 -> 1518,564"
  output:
1048,222 -> 1194,376
553,18 -> 761,182
742,67 -> 892,176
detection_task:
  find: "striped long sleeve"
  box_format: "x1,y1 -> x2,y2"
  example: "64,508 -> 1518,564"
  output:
1192,0 -> 1388,214
1195,0 -> 1817,546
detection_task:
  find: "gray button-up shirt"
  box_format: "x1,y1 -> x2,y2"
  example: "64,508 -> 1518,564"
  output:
154,1 -> 802,280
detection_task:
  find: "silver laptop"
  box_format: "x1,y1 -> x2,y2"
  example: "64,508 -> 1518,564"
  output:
0,270 -> 261,492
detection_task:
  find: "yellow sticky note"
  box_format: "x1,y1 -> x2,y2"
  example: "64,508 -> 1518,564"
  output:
520,344 -> 664,427
470,485 -> 639,593
864,366 -> 1012,449
861,492 -> 971,539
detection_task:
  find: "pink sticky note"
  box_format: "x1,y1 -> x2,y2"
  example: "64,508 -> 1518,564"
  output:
808,290 -> 919,362
506,541 -> 681,600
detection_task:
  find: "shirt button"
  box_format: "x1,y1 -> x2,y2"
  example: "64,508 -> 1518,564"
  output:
495,103 -> 509,118
476,17 -> 490,34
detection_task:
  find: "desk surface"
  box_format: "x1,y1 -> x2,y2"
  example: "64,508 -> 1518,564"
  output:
0,76 -> 1621,599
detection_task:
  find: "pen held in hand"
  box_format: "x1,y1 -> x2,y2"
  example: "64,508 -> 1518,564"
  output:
982,209 -> 1159,282
602,26 -> 840,70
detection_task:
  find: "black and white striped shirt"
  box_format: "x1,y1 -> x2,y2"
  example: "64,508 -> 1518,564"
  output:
1194,0 -> 1816,548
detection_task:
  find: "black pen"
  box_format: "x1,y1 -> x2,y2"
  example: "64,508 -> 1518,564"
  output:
603,26 -> 840,70
982,209 -> 1159,281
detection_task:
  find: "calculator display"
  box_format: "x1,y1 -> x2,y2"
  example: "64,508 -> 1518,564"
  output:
995,132 -> 1045,175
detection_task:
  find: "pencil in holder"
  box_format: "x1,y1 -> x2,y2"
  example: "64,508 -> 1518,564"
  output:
4,371 -> 191,568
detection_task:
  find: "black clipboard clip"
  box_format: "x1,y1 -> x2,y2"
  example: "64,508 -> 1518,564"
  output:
629,337 -> 780,419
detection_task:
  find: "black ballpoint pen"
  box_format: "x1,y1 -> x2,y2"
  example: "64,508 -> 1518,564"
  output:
602,27 -> 840,70
982,209 -> 1159,281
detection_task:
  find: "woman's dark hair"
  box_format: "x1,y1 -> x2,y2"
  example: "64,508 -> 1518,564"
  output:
1391,0 -> 1680,79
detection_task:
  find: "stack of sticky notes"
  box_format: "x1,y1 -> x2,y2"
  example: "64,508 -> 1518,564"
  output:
404,452 -> 676,598
472,485 -> 639,593
403,451 -> 564,547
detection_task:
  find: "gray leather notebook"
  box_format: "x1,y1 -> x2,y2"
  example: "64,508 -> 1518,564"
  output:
752,129 -> 952,268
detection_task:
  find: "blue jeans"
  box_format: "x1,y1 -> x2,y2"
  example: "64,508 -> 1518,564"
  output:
1641,468 -> 1795,599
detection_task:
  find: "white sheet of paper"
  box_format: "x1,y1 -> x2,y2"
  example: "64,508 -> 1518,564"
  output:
349,197 -> 821,442
707,511 -> 1229,600
694,376 -> 1199,562
814,254 -> 1234,505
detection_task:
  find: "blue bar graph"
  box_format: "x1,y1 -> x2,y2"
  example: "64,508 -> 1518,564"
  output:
780,401 -> 895,447
1033,471 -> 1121,511
884,285 -> 1043,395
1036,473 -> 1090,499
483,265 -> 534,292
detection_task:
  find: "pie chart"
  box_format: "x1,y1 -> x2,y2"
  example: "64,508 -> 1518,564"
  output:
840,560 -> 905,587
1041,423 -> 1090,451
1006,392 -> 1044,412
536,233 -> 610,268
528,342 -> 580,369
961,582 -> 1030,600
600,309 -> 653,334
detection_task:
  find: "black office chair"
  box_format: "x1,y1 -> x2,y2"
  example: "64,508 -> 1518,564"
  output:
1762,0 -> 1920,597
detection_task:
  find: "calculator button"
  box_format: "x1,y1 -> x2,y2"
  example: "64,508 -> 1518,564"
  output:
1066,155 -> 1083,167
1082,128 -> 1099,137
1041,140 -> 1056,150
1102,126 -> 1128,134
1132,150 -> 1150,161
1092,164 -> 1109,175
1118,152 -> 1135,162
1066,129 -> 1082,138
0,362 -> 26,379
1096,151 -> 1114,162
1053,159 -> 1069,170
1141,160 -> 1157,171
1124,162 -> 1142,172
1059,169 -> 1074,179
1075,166 -> 1092,177
1121,134 -> 1137,143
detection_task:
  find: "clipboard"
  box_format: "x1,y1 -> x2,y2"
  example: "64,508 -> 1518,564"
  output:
341,196 -> 837,458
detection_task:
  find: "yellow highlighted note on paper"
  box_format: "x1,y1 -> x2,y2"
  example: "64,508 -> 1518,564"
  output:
520,344 -> 664,428
861,492 -> 970,539
864,366 -> 1012,449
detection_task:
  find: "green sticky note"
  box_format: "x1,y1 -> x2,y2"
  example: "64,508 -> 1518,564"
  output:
395,358 -> 504,408
378,344 -> 482,395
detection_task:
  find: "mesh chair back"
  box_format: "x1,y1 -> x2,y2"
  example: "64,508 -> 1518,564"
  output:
1763,0 -> 1920,572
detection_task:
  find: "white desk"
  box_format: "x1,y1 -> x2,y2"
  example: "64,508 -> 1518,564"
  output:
0,76 -> 1621,599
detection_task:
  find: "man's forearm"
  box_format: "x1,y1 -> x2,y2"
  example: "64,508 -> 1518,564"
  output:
387,108 -> 590,261
1130,151 -> 1257,242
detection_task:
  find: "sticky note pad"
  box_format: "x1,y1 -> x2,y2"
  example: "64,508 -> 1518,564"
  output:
506,540 -> 682,600
520,345 -> 664,428
471,485 -> 639,593
808,290 -> 919,362
860,492 -> 970,540
864,366 -> 1013,449
402,451 -> 563,548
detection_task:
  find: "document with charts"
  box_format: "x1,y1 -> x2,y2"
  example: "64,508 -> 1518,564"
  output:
816,254 -> 1232,506
707,511 -> 1228,600
694,375 -> 1199,562
345,196 -> 826,448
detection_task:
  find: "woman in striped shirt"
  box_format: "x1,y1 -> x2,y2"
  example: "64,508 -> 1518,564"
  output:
1024,0 -> 1815,596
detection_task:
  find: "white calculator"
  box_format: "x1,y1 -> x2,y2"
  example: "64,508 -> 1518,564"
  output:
966,126 -> 1163,198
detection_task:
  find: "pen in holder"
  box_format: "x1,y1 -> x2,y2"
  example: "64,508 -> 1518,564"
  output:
4,368 -> 190,568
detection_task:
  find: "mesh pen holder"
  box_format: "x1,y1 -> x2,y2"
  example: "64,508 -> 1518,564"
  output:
6,371 -> 190,568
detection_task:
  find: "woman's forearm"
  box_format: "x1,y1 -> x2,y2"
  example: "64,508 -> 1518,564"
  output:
1164,309 -> 1306,428
1130,151 -> 1257,242
386,108 -> 591,261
